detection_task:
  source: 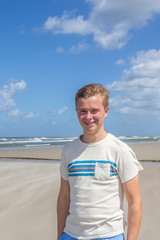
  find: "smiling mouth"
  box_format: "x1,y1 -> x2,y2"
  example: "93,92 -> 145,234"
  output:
84,121 -> 96,126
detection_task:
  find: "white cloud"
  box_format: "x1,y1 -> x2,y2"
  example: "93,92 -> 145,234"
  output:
8,109 -> 22,117
26,112 -> 40,119
115,59 -> 125,65
42,0 -> 160,50
107,49 -> 160,118
43,14 -> 91,35
56,41 -> 88,54
58,106 -> 68,115
51,106 -> 68,116
0,79 -> 26,112
69,41 -> 89,54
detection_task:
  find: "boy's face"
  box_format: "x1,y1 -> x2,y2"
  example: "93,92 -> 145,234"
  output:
76,94 -> 109,137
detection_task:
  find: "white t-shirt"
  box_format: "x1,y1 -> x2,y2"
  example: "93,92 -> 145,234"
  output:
60,133 -> 143,239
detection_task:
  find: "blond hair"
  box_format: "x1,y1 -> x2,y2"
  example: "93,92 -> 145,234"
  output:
75,83 -> 110,109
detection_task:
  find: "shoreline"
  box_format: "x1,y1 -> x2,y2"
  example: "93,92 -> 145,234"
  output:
0,142 -> 160,161
0,147 -> 62,160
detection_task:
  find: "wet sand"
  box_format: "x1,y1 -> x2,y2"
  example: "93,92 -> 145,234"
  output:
0,142 -> 160,161
0,142 -> 160,240
0,147 -> 62,160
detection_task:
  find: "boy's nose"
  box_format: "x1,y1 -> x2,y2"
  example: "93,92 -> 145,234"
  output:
86,112 -> 92,119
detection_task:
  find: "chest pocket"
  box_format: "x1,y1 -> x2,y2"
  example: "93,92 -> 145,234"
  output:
94,162 -> 110,180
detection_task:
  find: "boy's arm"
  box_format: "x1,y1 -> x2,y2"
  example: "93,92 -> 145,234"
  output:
123,175 -> 142,240
57,177 -> 70,239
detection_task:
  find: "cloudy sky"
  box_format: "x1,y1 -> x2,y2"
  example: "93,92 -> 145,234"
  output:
0,0 -> 160,137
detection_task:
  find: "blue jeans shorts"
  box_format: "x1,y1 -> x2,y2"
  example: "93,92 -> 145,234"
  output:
58,232 -> 125,240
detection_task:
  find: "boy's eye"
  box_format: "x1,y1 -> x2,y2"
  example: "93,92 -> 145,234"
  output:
92,109 -> 98,113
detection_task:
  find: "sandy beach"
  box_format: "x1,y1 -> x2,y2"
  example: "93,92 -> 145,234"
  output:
0,142 -> 160,161
0,143 -> 160,240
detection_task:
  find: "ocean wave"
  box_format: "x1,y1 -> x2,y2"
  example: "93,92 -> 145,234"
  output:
0,136 -> 159,149
0,137 -> 77,149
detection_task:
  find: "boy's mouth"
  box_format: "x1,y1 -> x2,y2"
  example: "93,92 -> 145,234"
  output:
84,121 -> 96,126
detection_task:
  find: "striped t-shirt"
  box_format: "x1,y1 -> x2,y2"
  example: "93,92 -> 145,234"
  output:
60,133 -> 143,239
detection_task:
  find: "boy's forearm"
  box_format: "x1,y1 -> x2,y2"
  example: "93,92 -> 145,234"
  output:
127,201 -> 142,240
123,175 -> 142,240
57,195 -> 70,239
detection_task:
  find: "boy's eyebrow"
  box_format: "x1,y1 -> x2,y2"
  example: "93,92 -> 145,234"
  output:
78,107 -> 100,110
78,108 -> 87,111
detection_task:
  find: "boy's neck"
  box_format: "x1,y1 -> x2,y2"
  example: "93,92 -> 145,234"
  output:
81,131 -> 108,144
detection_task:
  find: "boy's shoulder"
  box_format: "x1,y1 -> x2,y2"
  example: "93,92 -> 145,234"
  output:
107,133 -> 133,152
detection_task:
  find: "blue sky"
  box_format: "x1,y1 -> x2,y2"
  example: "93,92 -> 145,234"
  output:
0,0 -> 160,137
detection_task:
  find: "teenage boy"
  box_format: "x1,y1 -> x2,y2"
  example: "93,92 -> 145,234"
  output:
57,83 -> 143,240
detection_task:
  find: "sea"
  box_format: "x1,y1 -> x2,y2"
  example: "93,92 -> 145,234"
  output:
0,136 -> 159,150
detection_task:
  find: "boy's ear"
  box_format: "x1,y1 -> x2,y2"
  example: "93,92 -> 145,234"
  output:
105,106 -> 109,117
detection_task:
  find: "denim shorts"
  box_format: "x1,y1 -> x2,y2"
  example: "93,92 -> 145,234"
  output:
58,232 -> 125,240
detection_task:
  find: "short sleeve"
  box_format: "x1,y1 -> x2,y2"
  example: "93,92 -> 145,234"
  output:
118,147 -> 143,183
60,147 -> 69,181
